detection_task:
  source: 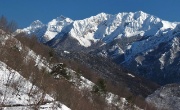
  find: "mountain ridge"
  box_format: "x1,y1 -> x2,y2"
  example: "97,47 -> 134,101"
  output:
18,11 -> 180,85
19,11 -> 178,46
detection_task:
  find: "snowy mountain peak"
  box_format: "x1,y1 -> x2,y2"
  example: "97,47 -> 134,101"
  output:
30,20 -> 45,28
57,15 -> 73,22
58,15 -> 67,20
94,12 -> 110,18
21,20 -> 46,35
55,15 -> 73,23
48,16 -> 73,27
134,11 -> 148,17
43,16 -> 73,42
20,11 -> 178,47
68,11 -> 177,47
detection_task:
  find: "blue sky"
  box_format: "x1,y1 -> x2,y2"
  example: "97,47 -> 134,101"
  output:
0,0 -> 179,28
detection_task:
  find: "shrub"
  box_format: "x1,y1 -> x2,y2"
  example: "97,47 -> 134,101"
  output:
0,15 -> 17,33
51,63 -> 71,80
93,78 -> 106,94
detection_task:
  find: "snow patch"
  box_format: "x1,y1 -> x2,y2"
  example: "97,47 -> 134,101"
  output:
64,51 -> 70,54
26,50 -> 51,72
127,73 -> 135,78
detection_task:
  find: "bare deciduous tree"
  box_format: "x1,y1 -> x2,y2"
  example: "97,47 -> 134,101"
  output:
0,15 -> 17,33
0,15 -> 7,31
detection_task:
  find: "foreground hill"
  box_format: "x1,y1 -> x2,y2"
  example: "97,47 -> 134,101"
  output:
0,61 -> 70,110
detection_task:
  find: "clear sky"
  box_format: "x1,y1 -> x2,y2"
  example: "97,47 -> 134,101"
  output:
0,0 -> 179,28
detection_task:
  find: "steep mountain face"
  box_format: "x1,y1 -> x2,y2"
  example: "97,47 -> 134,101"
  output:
122,24 -> 180,84
19,11 -> 180,85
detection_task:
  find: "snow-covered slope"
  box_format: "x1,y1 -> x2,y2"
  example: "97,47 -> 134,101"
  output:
51,63 -> 143,110
0,33 -> 71,110
0,61 -> 70,110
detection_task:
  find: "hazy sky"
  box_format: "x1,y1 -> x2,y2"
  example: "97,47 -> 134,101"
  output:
0,0 -> 179,28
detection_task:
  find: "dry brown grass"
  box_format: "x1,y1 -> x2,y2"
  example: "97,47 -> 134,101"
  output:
0,34 -> 112,110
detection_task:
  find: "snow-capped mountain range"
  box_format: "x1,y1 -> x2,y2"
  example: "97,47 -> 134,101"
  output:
18,11 -> 180,85
19,11 -> 178,46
